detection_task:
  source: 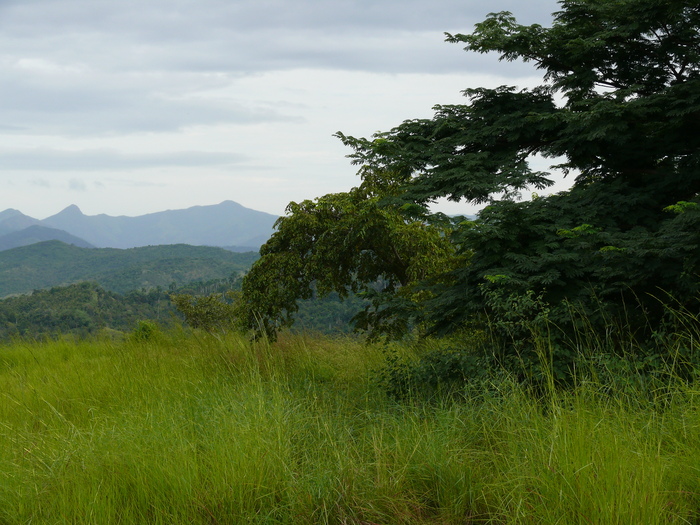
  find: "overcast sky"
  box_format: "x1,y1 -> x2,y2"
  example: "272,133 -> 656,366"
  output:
1,0 -> 562,219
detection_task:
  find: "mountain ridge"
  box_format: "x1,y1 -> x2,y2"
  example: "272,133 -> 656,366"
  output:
0,201 -> 278,251
0,225 -> 94,251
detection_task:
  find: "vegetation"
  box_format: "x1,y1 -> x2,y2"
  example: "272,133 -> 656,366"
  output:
169,291 -> 239,333
3,1 -> 700,521
0,279 -> 364,342
291,292 -> 369,335
0,267 -> 366,342
240,0 -> 700,379
1,328 -> 700,523
0,241 -> 258,297
0,282 -> 175,340
239,174 -> 461,340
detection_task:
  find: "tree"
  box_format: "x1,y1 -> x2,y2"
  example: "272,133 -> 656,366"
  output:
336,0 -> 700,344
241,0 -> 700,356
239,176 -> 462,339
170,292 -> 239,333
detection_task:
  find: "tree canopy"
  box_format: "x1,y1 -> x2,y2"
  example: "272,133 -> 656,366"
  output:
239,177 -> 461,339
241,0 -> 700,350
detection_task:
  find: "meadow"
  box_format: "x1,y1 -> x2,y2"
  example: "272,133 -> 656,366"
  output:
1,326 -> 700,524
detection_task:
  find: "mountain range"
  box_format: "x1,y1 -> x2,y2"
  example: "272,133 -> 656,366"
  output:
0,201 -> 279,251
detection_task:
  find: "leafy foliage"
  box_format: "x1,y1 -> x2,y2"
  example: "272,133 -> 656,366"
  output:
0,282 -> 174,340
376,342 -> 495,401
336,0 -> 700,348
170,292 -> 239,333
239,178 -> 463,339
128,320 -> 164,343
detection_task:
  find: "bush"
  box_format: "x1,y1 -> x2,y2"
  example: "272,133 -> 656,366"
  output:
170,292 -> 238,333
376,341 -> 495,400
129,320 -> 163,343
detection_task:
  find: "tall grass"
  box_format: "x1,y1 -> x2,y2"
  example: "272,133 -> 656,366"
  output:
1,327 -> 700,523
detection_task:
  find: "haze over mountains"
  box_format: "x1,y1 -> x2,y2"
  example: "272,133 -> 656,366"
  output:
0,201 -> 278,252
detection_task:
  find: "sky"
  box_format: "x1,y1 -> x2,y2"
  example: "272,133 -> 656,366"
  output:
0,0 -> 564,220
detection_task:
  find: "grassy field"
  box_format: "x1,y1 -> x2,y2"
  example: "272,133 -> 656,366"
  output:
1,328 -> 700,523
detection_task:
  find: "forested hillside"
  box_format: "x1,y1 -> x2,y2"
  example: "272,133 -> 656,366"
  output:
0,279 -> 365,341
0,282 -> 172,339
0,241 -> 258,297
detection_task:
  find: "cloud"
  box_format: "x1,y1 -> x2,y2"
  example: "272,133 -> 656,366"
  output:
0,0 -> 559,137
30,178 -> 51,188
0,0 -> 559,74
0,0 -> 563,218
0,64 -> 303,135
69,178 -> 87,191
0,148 -> 248,171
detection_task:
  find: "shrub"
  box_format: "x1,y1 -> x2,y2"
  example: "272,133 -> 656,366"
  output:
129,320 -> 163,343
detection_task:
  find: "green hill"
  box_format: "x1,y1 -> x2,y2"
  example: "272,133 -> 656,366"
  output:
0,241 -> 259,297
0,282 -> 174,339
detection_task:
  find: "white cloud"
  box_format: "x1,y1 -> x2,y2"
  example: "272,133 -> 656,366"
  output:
68,178 -> 87,191
0,148 -> 248,170
0,0 -> 562,218
0,65 -> 303,135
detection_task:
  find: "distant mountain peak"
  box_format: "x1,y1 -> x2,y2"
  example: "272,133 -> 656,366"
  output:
42,205 -> 85,224
57,204 -> 84,216
0,209 -> 41,237
0,208 -> 26,221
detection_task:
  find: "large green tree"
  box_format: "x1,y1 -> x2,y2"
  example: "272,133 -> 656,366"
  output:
338,0 -> 700,339
243,0 -> 700,348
